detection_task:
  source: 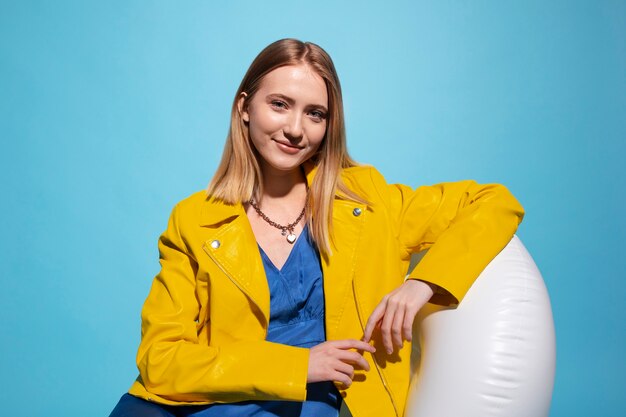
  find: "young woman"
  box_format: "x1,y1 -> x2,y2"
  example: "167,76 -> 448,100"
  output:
109,39 -> 524,417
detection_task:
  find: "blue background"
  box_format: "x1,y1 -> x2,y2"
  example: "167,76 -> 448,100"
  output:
1,1 -> 624,416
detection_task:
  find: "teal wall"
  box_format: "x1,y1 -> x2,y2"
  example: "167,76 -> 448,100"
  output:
1,1 -> 624,416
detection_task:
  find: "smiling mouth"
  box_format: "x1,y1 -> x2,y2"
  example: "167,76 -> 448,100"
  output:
273,139 -> 304,150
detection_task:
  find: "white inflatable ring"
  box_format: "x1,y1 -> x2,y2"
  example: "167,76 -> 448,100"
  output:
405,235 -> 556,417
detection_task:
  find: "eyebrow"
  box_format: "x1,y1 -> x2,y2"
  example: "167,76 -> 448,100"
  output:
266,93 -> 328,113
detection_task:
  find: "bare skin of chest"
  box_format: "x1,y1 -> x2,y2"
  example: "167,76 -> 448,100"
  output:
245,205 -> 306,270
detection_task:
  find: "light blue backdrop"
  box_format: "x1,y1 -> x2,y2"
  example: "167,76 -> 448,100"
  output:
1,1 -> 624,416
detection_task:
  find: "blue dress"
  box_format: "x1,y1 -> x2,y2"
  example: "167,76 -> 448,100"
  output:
109,225 -> 341,417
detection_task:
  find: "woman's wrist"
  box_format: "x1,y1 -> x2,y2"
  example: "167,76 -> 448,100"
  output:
404,278 -> 439,297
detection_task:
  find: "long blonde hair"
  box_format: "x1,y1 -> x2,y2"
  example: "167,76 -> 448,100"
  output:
208,39 -> 365,257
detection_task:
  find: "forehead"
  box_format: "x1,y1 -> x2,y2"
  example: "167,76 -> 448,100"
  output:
257,64 -> 328,106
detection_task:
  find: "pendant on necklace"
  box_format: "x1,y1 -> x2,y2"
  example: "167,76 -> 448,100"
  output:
286,233 -> 297,244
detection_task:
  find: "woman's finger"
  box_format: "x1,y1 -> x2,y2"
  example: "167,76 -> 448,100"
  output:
363,300 -> 387,342
402,304 -> 416,342
331,370 -> 353,388
391,301 -> 406,348
336,349 -> 371,372
334,361 -> 355,380
380,300 -> 399,354
330,339 -> 376,353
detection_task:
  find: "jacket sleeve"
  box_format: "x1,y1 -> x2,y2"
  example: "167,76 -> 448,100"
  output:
134,204 -> 309,404
371,170 -> 524,306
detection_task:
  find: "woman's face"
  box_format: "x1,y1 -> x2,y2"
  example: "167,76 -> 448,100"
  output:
240,64 -> 328,176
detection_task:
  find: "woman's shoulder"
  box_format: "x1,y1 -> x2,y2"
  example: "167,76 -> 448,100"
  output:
162,190 -> 211,229
170,190 -> 210,214
341,164 -> 380,178
341,164 -> 386,184
340,164 -> 394,198
170,190 -> 244,229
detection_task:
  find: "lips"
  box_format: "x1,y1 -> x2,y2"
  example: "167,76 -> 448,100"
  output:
273,139 -> 304,154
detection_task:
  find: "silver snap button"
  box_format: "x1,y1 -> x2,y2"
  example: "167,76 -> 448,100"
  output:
353,208 -> 362,217
210,240 -> 221,249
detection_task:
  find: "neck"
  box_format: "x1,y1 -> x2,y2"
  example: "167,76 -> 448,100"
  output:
258,165 -> 307,202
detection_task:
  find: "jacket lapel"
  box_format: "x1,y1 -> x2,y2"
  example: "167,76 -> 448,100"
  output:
199,198 -> 270,326
323,199 -> 368,337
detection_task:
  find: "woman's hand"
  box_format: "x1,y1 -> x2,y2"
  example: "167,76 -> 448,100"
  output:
363,279 -> 434,354
307,339 -> 376,388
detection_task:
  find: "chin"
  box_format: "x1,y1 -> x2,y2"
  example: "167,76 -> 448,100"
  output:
263,157 -> 309,174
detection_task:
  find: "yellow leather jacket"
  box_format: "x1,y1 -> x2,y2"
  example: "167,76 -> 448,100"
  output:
128,165 -> 524,417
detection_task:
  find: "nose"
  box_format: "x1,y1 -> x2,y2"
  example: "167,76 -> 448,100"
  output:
283,113 -> 303,142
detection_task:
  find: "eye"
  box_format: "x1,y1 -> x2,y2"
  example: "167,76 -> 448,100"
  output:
270,100 -> 288,110
308,109 -> 327,122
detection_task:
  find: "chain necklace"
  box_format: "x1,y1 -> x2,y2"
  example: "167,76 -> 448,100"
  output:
248,195 -> 307,244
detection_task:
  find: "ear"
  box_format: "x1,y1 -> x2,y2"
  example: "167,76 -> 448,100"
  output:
237,92 -> 250,122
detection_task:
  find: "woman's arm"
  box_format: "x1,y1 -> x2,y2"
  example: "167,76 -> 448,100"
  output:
399,180 -> 524,304
363,171 -> 524,353
135,205 -> 310,403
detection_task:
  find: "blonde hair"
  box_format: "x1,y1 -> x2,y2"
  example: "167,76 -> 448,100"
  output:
208,38 -> 365,257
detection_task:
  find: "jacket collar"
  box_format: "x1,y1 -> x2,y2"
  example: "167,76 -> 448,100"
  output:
199,197 -> 244,227
199,161 -> 319,227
